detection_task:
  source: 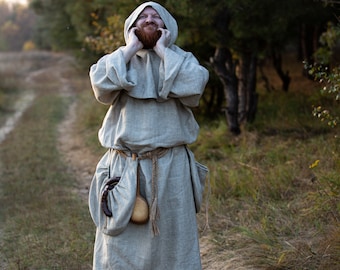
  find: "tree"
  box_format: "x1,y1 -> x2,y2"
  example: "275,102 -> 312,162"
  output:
303,0 -> 340,129
170,0 -> 336,134
30,0 -> 139,52
30,0 -> 81,50
84,14 -> 125,54
28,0 -> 337,134
168,0 -> 296,134
0,2 -> 36,51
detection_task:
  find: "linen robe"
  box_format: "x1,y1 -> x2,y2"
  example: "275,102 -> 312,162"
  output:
88,2 -> 209,269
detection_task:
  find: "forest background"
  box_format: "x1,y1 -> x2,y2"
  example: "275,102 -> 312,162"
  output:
0,0 -> 339,269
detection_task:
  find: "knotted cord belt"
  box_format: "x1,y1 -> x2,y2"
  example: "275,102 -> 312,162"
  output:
115,148 -> 169,236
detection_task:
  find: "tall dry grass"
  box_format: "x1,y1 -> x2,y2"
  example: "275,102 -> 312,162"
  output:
193,54 -> 339,269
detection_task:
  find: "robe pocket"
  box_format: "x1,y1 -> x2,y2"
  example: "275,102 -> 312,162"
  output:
89,155 -> 138,236
192,161 -> 208,213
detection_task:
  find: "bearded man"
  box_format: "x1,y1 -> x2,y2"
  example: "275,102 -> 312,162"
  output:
88,2 -> 209,269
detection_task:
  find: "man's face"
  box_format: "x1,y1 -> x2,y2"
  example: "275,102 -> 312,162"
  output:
134,7 -> 165,49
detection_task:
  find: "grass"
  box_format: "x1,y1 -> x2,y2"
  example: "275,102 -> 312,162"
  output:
195,124 -> 340,269
0,53 -> 94,269
191,56 -> 340,269
0,51 -> 339,269
77,53 -> 340,269
0,75 -> 19,126
0,93 -> 94,269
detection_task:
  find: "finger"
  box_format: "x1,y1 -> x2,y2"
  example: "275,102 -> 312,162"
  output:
157,28 -> 166,36
160,29 -> 170,40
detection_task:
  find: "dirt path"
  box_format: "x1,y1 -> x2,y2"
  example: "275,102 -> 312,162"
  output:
0,52 -> 249,270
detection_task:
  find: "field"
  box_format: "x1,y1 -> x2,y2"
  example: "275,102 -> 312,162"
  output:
0,51 -> 339,269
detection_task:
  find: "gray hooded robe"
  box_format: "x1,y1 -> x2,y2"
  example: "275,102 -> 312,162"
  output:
88,2 -> 209,269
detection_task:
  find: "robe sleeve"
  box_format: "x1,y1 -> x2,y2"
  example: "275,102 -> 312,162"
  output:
158,47 -> 209,107
89,49 -> 136,105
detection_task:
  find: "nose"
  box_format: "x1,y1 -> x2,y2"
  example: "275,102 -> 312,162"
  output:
145,15 -> 154,23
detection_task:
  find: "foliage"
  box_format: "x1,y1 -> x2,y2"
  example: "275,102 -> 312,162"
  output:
26,0 -> 337,132
22,40 -> 36,51
307,22 -> 340,128
30,0 -> 81,50
0,1 -> 36,51
84,14 -> 125,54
314,22 -> 340,64
311,66 -> 339,127
29,0 -> 137,52
28,0 -> 333,60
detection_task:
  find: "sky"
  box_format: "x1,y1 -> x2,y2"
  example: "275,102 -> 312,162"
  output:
5,0 -> 28,5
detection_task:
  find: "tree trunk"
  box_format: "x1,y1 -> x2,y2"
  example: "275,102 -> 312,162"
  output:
246,55 -> 258,123
211,47 -> 240,135
238,53 -> 250,123
272,49 -> 291,91
238,53 -> 258,123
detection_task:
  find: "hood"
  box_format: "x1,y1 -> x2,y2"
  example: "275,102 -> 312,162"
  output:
124,1 -> 178,47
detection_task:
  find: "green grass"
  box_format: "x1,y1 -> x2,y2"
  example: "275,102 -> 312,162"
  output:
0,91 -> 94,269
0,80 -> 19,126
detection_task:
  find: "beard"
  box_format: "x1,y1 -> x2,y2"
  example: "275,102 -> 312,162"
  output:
135,25 -> 161,49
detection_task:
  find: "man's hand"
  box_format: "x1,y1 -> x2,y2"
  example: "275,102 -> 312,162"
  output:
153,28 -> 171,59
122,27 -> 143,63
